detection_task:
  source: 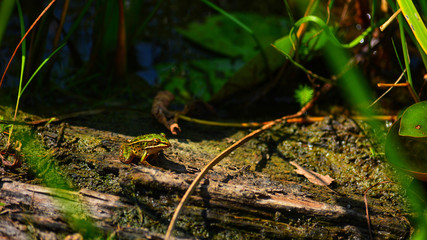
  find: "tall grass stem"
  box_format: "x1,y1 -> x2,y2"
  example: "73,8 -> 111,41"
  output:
0,0 -> 57,89
398,14 -> 419,102
8,0 -> 27,145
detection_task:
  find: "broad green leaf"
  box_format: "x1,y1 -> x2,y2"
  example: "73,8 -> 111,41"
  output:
157,58 -> 241,102
176,12 -> 290,61
398,0 -> 427,54
210,29 -> 327,103
399,101 -> 427,137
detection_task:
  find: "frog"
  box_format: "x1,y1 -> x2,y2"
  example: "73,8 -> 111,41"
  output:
119,133 -> 171,165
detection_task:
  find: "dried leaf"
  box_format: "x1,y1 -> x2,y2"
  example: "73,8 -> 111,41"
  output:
290,161 -> 334,186
0,141 -> 22,169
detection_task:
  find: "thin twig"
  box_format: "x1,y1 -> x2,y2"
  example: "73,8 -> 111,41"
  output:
0,0 -> 57,89
296,0 -> 316,38
178,115 -> 397,127
379,8 -> 402,32
164,83 -> 332,239
363,181 -> 393,240
369,69 -> 406,108
26,109 -> 106,125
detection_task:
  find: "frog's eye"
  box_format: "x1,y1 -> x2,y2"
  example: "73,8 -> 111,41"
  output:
154,138 -> 160,143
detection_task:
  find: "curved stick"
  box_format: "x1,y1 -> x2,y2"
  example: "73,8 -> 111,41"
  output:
164,84 -> 331,239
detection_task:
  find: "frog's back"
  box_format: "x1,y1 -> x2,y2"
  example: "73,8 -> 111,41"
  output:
129,133 -> 169,146
130,134 -> 155,142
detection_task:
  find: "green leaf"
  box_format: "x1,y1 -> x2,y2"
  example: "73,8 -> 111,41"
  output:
399,101 -> 427,138
176,12 -> 290,61
157,58 -> 241,102
386,118 -> 427,175
290,15 -> 372,49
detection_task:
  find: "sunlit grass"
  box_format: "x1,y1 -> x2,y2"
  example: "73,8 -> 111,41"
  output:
14,125 -> 103,238
2,0 -> 101,238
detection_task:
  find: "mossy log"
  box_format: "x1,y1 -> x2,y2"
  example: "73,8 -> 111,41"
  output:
0,111 -> 413,239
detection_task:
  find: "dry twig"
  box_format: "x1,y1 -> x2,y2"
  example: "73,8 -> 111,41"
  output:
151,91 -> 181,135
363,181 -> 393,240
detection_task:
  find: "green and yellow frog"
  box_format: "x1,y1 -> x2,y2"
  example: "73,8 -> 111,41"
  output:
120,133 -> 171,165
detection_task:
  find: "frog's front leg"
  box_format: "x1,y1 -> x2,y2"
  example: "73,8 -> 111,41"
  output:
120,155 -> 134,163
120,145 -> 134,163
139,150 -> 149,164
140,151 -> 160,168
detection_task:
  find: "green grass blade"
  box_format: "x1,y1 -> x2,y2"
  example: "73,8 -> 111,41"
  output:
200,0 -> 253,35
20,42 -> 66,95
386,0 -> 427,74
17,0 -> 26,98
391,39 -> 406,79
283,0 -> 295,25
398,0 -> 427,54
398,13 -> 419,101
20,0 -> 94,96
9,0 -> 27,144
398,0 -> 427,77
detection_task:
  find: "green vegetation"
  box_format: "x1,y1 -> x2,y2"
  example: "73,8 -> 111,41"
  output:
294,84 -> 314,107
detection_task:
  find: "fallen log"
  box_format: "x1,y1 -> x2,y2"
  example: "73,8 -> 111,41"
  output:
0,111 -> 413,239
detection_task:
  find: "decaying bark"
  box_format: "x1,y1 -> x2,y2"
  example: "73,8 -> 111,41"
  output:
127,166 -> 409,239
0,179 -> 191,239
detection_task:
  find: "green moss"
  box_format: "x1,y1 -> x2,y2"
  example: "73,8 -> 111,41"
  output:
12,126 -> 72,189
